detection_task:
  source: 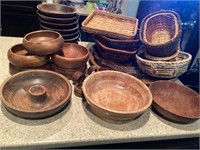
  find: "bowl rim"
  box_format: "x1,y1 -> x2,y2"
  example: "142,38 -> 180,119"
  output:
82,70 -> 153,115
39,17 -> 78,26
23,30 -> 63,43
149,80 -> 200,119
52,43 -> 89,62
40,24 -> 79,32
0,70 -> 72,113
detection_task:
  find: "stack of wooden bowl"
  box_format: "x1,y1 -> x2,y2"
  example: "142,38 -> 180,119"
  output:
51,43 -> 89,79
7,30 -> 64,75
37,3 -> 79,43
137,10 -> 192,79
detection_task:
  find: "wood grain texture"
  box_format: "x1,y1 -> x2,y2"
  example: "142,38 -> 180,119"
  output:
82,70 -> 152,121
149,81 -> 200,123
0,70 -> 72,119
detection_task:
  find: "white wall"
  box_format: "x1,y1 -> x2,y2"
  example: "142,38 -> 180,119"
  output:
122,0 -> 140,17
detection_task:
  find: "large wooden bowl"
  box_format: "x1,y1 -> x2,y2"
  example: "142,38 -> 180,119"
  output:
82,71 -> 152,121
37,3 -> 77,18
23,30 -> 64,55
7,44 -> 49,68
149,81 -> 200,123
52,43 -> 89,69
0,70 -> 72,119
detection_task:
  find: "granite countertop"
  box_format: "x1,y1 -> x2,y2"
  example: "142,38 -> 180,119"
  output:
0,36 -> 199,149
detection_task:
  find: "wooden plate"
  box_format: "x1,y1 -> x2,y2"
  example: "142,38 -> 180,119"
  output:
149,81 -> 200,123
0,70 -> 72,119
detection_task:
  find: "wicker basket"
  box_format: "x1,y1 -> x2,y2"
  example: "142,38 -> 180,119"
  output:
82,10 -> 138,40
136,49 -> 192,79
95,34 -> 141,51
139,10 -> 182,57
94,39 -> 139,63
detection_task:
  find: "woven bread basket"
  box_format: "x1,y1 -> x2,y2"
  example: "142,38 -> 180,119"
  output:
94,39 -> 140,63
95,34 -> 141,51
136,49 -> 192,79
140,10 -> 182,57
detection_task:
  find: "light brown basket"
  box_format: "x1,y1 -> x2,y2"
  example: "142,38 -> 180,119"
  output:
136,49 -> 192,79
140,10 -> 182,57
82,10 -> 138,40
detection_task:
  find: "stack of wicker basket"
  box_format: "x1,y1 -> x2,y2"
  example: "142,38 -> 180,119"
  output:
136,10 -> 192,79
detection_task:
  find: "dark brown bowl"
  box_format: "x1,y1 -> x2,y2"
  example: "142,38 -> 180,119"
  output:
23,30 -> 64,56
39,18 -> 78,29
36,10 -> 77,24
149,81 -> 200,123
82,70 -> 152,121
62,31 -> 79,39
52,43 -> 89,69
7,44 -> 49,68
0,70 -> 72,119
37,3 -> 77,18
64,34 -> 79,43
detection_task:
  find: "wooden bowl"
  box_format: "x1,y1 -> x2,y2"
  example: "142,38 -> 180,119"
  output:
36,10 -> 77,24
62,31 -> 79,39
0,70 -> 72,119
82,70 -> 152,121
52,43 -> 89,69
23,30 -> 64,56
37,3 -> 77,18
39,18 -> 78,29
149,81 -> 200,123
63,34 -> 79,43
7,44 -> 49,68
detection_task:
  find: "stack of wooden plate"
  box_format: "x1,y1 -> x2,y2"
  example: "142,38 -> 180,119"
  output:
37,3 -> 80,43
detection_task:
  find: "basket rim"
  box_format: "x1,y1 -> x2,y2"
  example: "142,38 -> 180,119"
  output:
139,10 -> 182,47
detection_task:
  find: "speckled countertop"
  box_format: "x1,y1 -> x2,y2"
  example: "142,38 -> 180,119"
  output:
0,36 -> 199,149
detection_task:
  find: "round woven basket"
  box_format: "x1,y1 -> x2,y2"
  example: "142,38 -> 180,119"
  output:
139,10 -> 182,57
136,49 -> 192,79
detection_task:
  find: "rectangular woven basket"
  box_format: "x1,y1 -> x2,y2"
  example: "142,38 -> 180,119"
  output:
82,10 -> 138,40
139,10 -> 182,57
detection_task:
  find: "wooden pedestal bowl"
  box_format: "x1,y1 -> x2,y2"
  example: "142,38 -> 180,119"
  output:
52,43 -> 89,69
37,3 -> 77,18
82,70 -> 152,121
0,70 -> 72,119
7,44 -> 49,68
149,81 -> 200,123
23,30 -> 64,56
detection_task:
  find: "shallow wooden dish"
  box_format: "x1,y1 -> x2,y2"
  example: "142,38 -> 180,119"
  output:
0,70 -> 72,119
37,10 -> 77,24
37,3 -> 77,18
149,81 -> 200,123
23,30 -> 64,55
7,44 -> 49,68
52,43 -> 89,69
82,70 -> 152,121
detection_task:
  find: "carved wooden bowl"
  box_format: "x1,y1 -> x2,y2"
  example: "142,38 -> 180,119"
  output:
23,30 -> 64,55
149,81 -> 200,123
37,3 -> 77,18
82,70 -> 152,121
52,43 -> 89,69
0,70 -> 72,119
36,10 -> 77,24
7,44 -> 49,68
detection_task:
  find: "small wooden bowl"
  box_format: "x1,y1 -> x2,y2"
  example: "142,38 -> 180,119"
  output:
0,70 -> 72,119
9,63 -> 51,75
37,3 -> 77,18
23,30 -> 64,56
82,70 -> 152,121
36,10 -> 77,24
7,44 -> 49,68
52,43 -> 89,69
149,81 -> 200,123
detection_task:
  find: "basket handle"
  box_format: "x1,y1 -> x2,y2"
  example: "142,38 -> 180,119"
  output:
153,68 -> 178,78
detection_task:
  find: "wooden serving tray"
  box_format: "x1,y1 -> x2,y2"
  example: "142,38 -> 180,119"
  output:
82,10 -> 138,40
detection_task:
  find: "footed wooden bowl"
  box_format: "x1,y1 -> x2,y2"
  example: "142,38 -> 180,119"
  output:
7,44 -> 49,67
82,70 -> 152,121
23,30 -> 64,55
0,70 -> 72,119
52,43 -> 89,69
149,81 -> 200,123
